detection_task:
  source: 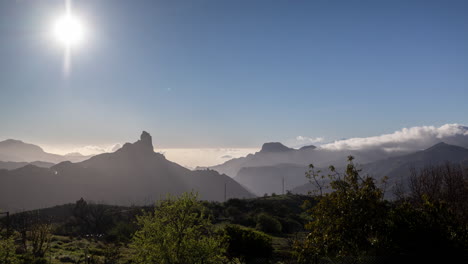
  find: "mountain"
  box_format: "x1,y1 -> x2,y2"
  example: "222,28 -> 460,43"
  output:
207,142 -> 404,178
0,139 -> 90,163
235,163 -> 309,196
0,161 -> 54,170
292,142 -> 468,195
260,142 -> 294,152
0,131 -> 254,212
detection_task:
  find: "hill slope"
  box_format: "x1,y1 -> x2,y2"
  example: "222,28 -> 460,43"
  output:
0,132 -> 254,212
0,139 -> 89,163
292,142 -> 468,195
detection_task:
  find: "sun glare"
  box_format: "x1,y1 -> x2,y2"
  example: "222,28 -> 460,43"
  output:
53,14 -> 85,47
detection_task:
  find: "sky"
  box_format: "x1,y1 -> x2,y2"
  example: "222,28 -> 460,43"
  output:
1,0 -> 468,152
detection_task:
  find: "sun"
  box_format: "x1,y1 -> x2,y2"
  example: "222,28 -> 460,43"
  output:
53,13 -> 85,47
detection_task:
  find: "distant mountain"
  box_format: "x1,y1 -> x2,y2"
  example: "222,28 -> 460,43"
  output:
0,132 -> 254,212
0,161 -> 54,170
260,142 -> 294,152
207,142 -> 403,178
235,163 -> 309,196
0,139 -> 90,163
292,142 -> 468,195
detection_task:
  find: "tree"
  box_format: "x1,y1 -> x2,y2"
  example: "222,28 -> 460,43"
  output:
224,225 -> 272,262
296,157 -> 389,262
28,222 -> 52,258
9,211 -> 51,261
130,192 -> 227,264
0,235 -> 18,264
255,213 -> 282,234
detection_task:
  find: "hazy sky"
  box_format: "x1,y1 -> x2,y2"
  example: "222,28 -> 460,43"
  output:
1,0 -> 467,148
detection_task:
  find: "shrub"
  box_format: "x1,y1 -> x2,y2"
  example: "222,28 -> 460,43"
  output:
130,192 -> 227,264
224,225 -> 273,262
255,213 -> 282,234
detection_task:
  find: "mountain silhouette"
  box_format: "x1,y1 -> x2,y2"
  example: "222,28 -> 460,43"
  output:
207,142 -> 402,178
0,132 -> 254,212
0,139 -> 89,163
292,142 -> 468,195
260,142 -> 294,153
0,161 -> 54,170
235,163 -> 309,196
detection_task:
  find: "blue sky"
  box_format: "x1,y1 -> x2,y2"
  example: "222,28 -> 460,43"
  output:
0,0 -> 467,148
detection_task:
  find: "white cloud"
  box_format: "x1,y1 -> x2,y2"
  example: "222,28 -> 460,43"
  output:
295,136 -> 325,144
159,148 -> 259,168
286,136 -> 325,148
320,124 -> 468,152
42,143 -> 123,156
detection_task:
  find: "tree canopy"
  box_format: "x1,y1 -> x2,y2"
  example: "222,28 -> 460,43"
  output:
130,192 -> 227,264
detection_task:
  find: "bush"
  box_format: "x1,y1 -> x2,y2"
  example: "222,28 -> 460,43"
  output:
130,192 -> 227,264
255,213 -> 282,234
0,235 -> 18,264
224,225 -> 273,262
280,218 -> 303,233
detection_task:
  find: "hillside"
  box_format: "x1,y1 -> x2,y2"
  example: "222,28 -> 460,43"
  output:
0,132 -> 254,212
292,142 -> 468,195
0,139 -> 89,163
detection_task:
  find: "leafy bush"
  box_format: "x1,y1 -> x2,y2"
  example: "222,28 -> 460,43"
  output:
280,218 -> 303,233
224,224 -> 273,262
130,192 -> 227,264
255,213 -> 282,234
0,235 -> 18,264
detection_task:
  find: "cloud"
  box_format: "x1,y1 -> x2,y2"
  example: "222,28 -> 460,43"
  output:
43,143 -> 124,156
287,136 -> 325,148
110,143 -> 122,152
320,124 -> 468,152
159,148 -> 259,168
295,136 -> 325,144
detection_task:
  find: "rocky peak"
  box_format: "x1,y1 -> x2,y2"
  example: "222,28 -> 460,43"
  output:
260,142 -> 293,153
299,145 -> 317,150
118,131 -> 154,154
140,131 -> 152,146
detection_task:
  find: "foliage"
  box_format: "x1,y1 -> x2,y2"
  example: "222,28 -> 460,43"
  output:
224,224 -> 273,262
28,222 -> 52,258
386,198 -> 468,261
296,156 -> 389,261
406,163 -> 468,222
255,213 -> 282,234
297,159 -> 468,262
130,192 -> 227,264
0,235 -> 18,264
72,198 -> 115,236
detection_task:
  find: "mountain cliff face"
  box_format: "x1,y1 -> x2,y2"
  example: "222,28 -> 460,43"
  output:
0,132 -> 254,212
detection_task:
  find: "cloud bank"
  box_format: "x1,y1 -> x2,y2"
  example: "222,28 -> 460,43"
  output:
287,136 -> 325,148
320,124 -> 468,152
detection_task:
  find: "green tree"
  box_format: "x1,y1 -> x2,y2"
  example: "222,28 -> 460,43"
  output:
296,156 -> 389,262
255,213 -> 282,234
224,225 -> 273,262
0,235 -> 18,264
130,192 -> 227,264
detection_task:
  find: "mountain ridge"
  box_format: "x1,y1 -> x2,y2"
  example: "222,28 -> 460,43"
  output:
0,132 -> 254,212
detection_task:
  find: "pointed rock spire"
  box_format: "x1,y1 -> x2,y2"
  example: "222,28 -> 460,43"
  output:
138,131 -> 154,152
118,131 -> 154,154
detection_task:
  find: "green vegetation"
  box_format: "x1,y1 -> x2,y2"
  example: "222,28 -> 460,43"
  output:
130,192 -> 226,264
1,160 -> 467,263
295,157 -> 468,263
224,224 -> 273,262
